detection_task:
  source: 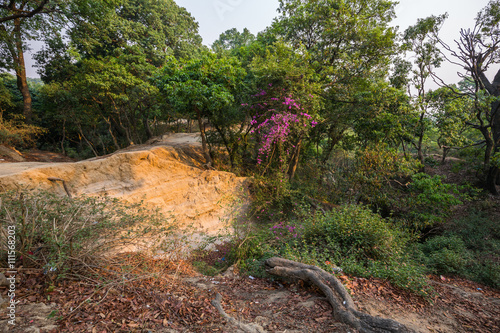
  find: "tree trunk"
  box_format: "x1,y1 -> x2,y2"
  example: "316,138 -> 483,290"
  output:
288,136 -> 303,180
195,107 -> 212,166
441,146 -> 450,164
142,115 -> 153,139
416,112 -> 425,164
11,18 -> 32,124
485,166 -> 499,196
78,125 -> 98,157
60,119 -> 66,155
104,117 -> 120,151
322,125 -> 344,164
485,91 -> 500,194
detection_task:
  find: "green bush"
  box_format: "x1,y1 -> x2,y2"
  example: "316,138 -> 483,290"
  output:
415,211 -> 500,288
0,191 -> 172,279
402,173 -> 466,229
277,205 -> 430,296
301,205 -> 407,260
418,236 -> 472,275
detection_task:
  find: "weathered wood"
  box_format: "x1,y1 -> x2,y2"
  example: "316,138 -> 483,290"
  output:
47,177 -> 72,198
265,257 -> 415,333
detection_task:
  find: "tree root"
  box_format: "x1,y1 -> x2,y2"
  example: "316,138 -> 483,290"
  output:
265,257 -> 415,333
211,293 -> 266,333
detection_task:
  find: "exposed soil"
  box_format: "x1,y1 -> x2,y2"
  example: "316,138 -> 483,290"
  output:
0,134 -> 248,235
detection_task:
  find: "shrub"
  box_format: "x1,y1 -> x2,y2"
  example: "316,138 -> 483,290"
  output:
415,211 -> 500,288
0,191 -> 173,279
402,173 -> 466,229
0,115 -> 46,148
301,205 -> 407,260
278,205 -> 430,296
418,236 -> 472,275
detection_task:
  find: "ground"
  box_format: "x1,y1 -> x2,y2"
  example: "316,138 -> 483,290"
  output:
0,140 -> 499,332
1,263 -> 499,332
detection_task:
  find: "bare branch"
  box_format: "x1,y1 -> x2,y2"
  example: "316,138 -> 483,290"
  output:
0,0 -> 51,24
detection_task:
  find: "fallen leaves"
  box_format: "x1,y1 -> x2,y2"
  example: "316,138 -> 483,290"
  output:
1,256 -> 499,333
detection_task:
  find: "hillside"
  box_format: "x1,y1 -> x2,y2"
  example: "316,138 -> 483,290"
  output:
0,133 -> 248,236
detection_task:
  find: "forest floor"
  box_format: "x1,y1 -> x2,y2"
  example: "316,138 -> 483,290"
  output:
0,142 -> 499,332
1,260 -> 499,332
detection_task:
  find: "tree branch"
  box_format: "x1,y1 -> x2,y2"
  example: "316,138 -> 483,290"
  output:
0,0 -> 51,24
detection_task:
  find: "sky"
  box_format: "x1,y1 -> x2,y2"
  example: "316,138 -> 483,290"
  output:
24,0 -> 494,84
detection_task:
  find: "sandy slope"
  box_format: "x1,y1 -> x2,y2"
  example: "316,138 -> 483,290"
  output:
0,134 -> 248,235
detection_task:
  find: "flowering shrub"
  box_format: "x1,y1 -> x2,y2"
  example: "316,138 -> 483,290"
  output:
269,221 -> 302,241
251,111 -> 316,165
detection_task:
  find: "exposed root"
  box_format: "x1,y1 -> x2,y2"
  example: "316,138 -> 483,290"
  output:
265,257 -> 415,333
211,293 -> 267,333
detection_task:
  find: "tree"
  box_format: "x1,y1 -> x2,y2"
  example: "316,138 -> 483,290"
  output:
0,0 -> 55,24
32,0 -> 203,156
0,0 -> 118,124
39,54 -> 162,156
428,85 -> 475,164
434,0 -> 500,194
246,42 -> 321,180
212,28 -> 255,54
271,0 -> 399,161
402,14 -> 447,164
154,53 -> 246,166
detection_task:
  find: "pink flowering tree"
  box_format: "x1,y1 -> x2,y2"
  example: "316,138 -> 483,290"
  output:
244,86 -> 319,181
243,43 -> 321,181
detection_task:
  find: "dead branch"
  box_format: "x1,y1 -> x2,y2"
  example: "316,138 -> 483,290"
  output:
211,293 -> 267,333
265,257 -> 415,333
47,177 -> 72,198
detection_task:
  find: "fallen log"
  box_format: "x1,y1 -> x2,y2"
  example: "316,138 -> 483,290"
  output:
264,257 -> 415,333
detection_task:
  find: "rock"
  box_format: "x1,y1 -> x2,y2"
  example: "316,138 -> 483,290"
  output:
222,265 -> 239,279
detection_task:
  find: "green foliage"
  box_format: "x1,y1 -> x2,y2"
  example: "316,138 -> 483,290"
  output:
212,28 -> 255,54
318,145 -> 420,211
155,53 -> 246,120
414,211 -> 500,288
404,173 -> 465,228
418,236 -> 472,275
38,53 -> 163,156
0,191 -> 172,279
154,52 -> 247,165
300,205 -> 407,261
428,86 -> 475,150
277,205 -> 430,296
272,0 -> 399,161
0,115 -> 45,148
